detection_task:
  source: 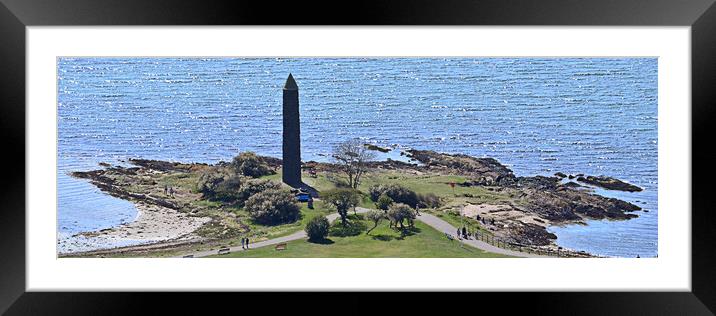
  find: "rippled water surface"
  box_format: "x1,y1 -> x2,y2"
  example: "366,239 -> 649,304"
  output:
58,58 -> 658,257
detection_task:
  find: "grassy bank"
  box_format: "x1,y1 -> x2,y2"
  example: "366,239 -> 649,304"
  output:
210,216 -> 509,258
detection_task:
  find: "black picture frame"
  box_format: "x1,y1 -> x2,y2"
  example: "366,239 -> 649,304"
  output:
1,0 -> 715,314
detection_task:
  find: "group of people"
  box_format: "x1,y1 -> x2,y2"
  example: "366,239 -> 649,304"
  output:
163,185 -> 175,197
456,226 -> 474,240
475,214 -> 495,226
240,237 -> 250,249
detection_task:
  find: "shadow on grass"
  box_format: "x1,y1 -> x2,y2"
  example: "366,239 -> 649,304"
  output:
397,226 -> 421,239
371,234 -> 395,241
307,238 -> 335,245
329,218 -> 367,237
370,226 -> 422,241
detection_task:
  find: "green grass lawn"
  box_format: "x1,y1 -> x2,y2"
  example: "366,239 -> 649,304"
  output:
249,203 -> 332,240
210,216 -> 510,258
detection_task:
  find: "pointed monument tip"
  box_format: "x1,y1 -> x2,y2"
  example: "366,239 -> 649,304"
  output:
284,73 -> 298,90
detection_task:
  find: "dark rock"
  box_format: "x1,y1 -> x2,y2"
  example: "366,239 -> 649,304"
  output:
507,222 -> 557,246
561,182 -> 582,188
364,143 -> 391,153
554,172 -> 567,178
405,149 -> 516,184
576,175 -> 643,192
517,175 -> 561,190
568,174 -> 576,179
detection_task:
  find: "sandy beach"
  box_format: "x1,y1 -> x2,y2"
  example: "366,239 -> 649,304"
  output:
63,202 -> 211,254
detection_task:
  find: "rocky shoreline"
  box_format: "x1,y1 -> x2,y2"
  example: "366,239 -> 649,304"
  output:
395,150 -> 642,254
65,148 -> 644,257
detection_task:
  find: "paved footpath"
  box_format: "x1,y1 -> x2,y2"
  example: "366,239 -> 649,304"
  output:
181,207 -> 545,258
182,208 -> 370,258
407,210 -> 547,258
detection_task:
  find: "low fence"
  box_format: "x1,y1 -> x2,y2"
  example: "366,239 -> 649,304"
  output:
452,230 -> 589,257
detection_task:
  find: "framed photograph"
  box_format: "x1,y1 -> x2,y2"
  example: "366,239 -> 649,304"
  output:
2,0 -> 715,314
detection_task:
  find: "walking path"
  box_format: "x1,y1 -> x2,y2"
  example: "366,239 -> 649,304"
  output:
181,207 -> 545,258
182,208 -> 370,258
407,211 -> 547,258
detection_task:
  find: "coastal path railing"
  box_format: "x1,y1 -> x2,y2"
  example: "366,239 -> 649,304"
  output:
453,230 -> 584,257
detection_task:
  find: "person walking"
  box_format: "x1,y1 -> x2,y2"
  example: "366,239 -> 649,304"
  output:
240,237 -> 245,249
456,228 -> 461,240
462,226 -> 467,239
245,238 -> 250,249
164,185 -> 168,195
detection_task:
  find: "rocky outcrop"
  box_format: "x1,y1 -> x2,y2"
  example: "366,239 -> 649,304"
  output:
517,188 -> 641,223
128,159 -> 197,172
516,175 -> 561,190
506,222 -> 558,246
72,167 -> 185,211
577,175 -> 643,192
405,149 -> 516,184
364,143 -> 391,153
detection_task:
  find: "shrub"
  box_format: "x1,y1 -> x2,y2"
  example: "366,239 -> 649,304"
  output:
196,170 -> 227,198
305,216 -> 330,241
376,193 -> 393,210
212,175 -> 243,202
232,152 -> 274,178
244,189 -> 300,225
236,179 -> 282,206
369,184 -> 419,207
417,193 -> 442,208
368,184 -> 383,201
365,210 -> 385,234
387,203 -> 416,229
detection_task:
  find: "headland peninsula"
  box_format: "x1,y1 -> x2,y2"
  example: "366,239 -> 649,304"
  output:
63,146 -> 644,258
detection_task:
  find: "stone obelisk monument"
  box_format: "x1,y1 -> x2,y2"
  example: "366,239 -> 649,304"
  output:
282,73 -> 301,187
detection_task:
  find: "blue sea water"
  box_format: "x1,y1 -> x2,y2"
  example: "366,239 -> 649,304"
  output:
57,57 -> 658,257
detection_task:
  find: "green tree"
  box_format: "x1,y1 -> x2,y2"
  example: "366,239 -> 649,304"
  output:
375,193 -> 393,211
322,188 -> 360,226
244,189 -> 300,225
365,210 -> 385,235
305,216 -> 330,242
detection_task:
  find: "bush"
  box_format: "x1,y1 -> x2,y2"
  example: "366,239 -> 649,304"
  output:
369,184 -> 419,207
196,170 -> 227,198
376,193 -> 393,210
368,184 -> 383,201
232,152 -> 274,178
365,210 -> 385,234
212,175 -> 243,202
305,216 -> 330,241
417,193 -> 442,208
236,179 -> 282,206
387,203 -> 416,229
244,189 -> 300,225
